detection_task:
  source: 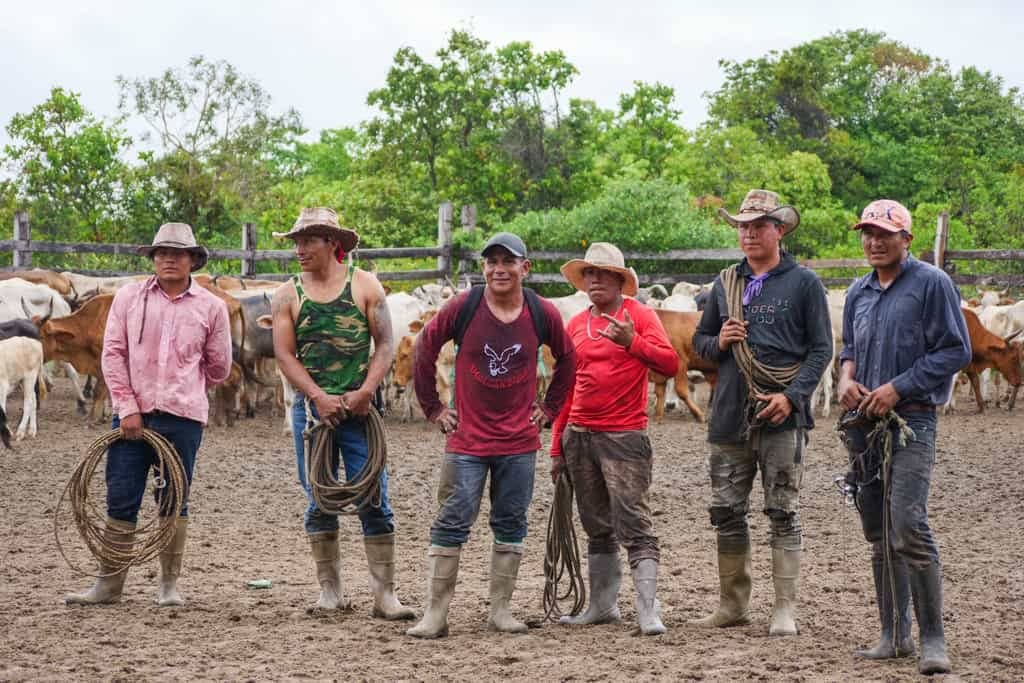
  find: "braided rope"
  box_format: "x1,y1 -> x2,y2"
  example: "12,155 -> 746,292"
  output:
54,428 -> 187,576
542,471 -> 586,622
304,401 -> 387,515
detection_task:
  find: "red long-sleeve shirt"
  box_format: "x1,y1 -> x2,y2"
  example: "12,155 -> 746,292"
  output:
414,289 -> 576,457
550,297 -> 679,456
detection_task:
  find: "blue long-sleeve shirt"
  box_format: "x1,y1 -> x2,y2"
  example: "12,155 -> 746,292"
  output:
839,256 -> 971,406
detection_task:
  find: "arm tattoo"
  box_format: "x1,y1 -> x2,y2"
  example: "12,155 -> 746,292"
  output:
371,297 -> 394,350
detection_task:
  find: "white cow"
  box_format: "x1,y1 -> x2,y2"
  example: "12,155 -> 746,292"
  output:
660,294 -> 698,312
0,336 -> 44,445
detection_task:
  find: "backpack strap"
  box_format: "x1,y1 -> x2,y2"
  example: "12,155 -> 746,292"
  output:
453,285 -> 549,349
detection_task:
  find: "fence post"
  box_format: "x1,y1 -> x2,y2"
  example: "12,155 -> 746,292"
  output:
241,222 -> 257,277
458,204 -> 477,285
12,211 -> 30,268
437,202 -> 453,284
934,211 -> 949,271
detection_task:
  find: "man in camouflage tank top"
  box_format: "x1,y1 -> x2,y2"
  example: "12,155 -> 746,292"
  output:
270,207 -> 413,620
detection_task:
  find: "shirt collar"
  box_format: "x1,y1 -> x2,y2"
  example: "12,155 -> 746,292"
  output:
860,254 -> 917,290
146,275 -> 197,300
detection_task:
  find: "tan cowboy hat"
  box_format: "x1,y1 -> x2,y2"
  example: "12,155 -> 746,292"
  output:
560,242 -> 639,297
272,207 -> 360,252
137,222 -> 209,272
718,189 -> 800,235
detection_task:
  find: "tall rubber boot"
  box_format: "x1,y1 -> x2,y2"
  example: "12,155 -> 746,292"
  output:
488,543 -> 528,633
855,544 -> 915,659
689,545 -> 752,628
909,562 -> 952,675
559,552 -> 622,625
632,559 -> 666,635
309,531 -> 351,610
407,546 -> 461,639
364,533 -> 415,620
65,517 -> 136,605
769,547 -> 800,636
157,516 -> 189,607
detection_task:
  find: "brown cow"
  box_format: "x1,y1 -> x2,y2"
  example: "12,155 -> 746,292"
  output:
960,307 -> 1022,412
649,309 -> 719,423
193,274 -> 282,292
37,294 -> 114,422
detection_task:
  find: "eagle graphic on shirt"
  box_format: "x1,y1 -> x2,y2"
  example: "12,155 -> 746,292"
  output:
483,343 -> 522,376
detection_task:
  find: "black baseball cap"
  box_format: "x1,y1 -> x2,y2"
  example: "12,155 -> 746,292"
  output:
481,232 -> 528,258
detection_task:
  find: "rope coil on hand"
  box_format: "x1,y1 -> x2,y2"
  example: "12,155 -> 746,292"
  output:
721,265 -> 802,438
304,399 -> 387,515
54,427 -> 188,576
542,471 -> 586,622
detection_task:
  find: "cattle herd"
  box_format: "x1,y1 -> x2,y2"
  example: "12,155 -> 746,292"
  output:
0,268 -> 1021,446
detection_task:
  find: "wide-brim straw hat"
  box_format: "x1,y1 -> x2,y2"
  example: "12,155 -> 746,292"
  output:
718,189 -> 800,235
272,207 -> 359,253
560,242 -> 639,297
137,222 -> 209,272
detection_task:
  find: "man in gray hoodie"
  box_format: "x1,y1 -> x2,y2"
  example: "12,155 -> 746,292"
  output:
690,189 -> 833,636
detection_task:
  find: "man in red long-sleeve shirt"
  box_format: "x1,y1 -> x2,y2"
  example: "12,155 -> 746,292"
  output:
550,242 -> 679,636
407,232 -> 575,639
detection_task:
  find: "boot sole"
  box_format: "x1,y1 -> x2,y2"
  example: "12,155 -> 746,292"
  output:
373,607 -> 416,621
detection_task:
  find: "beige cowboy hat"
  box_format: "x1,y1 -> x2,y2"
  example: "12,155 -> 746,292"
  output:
718,189 -> 800,235
272,207 -> 360,253
137,222 -> 209,272
560,242 -> 639,297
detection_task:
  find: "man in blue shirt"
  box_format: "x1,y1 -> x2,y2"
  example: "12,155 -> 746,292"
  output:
838,199 -> 970,675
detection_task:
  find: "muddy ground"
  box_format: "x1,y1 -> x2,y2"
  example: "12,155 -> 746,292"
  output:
1,379 -> 1021,681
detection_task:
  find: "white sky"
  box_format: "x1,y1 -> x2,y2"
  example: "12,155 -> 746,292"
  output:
1,1 -> 1021,149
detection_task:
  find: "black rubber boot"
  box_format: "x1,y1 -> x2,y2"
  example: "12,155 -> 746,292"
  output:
909,562 -> 952,675
855,544 -> 915,659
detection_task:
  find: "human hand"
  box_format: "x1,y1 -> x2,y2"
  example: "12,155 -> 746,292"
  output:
340,388 -> 373,416
718,318 -> 749,351
312,392 -> 347,427
599,309 -> 635,348
120,413 -> 143,440
434,407 -> 459,435
754,392 -> 794,425
860,383 -> 900,418
838,376 -> 871,411
550,455 -> 565,484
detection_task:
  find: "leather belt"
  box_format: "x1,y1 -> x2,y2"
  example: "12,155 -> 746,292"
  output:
897,402 -> 935,414
568,424 -> 592,433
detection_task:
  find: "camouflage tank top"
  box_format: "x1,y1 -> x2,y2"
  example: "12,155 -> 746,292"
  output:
293,271 -> 370,394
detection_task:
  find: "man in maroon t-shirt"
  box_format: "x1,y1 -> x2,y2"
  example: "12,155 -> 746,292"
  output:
406,232 -> 575,639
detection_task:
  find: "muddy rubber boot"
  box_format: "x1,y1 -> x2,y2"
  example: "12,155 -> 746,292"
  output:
487,543 -> 528,633
769,548 -> 800,636
632,559 -> 666,635
309,531 -> 351,610
855,545 -> 915,659
689,546 -> 752,628
65,517 -> 136,605
560,552 -> 622,625
364,533 -> 415,620
157,516 -> 189,607
909,562 -> 952,675
407,546 -> 461,639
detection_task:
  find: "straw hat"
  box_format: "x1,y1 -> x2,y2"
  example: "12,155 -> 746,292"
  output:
560,242 -> 639,297
718,189 -> 800,235
137,223 -> 209,272
272,207 -> 359,252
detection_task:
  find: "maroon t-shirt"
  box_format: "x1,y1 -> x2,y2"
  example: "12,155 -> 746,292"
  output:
414,290 -> 575,457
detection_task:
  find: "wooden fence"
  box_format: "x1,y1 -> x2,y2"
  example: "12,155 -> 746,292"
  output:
3,206 -> 1022,289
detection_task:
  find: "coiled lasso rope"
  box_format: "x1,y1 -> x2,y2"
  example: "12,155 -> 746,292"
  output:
542,471 -> 586,622
54,427 -> 187,576
304,400 -> 388,515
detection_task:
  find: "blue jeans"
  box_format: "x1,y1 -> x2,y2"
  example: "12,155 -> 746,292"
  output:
848,412 -> 940,568
291,393 -> 395,536
107,413 -> 203,523
430,452 -> 536,547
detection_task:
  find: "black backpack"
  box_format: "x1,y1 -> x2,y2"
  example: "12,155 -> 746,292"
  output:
453,285 -> 550,349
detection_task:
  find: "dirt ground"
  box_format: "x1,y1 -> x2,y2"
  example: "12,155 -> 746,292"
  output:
1,379 -> 1022,682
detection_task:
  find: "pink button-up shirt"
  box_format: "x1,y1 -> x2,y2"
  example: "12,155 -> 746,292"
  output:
102,276 -> 232,425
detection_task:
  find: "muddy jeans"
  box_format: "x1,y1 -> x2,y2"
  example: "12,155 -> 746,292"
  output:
846,412 -> 940,568
707,428 -> 805,552
561,427 -> 658,568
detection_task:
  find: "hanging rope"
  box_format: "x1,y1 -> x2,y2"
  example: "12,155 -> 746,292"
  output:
542,471 -> 586,622
54,427 -> 187,576
837,408 -> 916,656
304,401 -> 388,515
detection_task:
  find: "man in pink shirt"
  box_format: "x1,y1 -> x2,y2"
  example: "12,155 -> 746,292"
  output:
66,223 -> 232,608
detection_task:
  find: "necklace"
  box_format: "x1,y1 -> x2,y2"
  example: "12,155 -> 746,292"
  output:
585,302 -> 622,341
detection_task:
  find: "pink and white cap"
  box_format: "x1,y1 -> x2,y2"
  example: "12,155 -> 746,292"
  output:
853,199 -> 912,234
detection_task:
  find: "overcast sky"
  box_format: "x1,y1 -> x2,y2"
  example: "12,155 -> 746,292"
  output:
2,1 -> 1021,149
